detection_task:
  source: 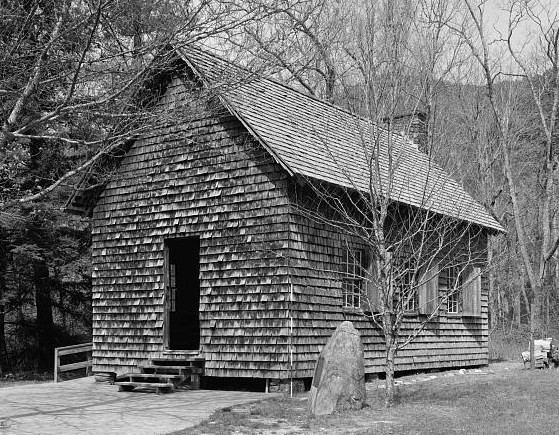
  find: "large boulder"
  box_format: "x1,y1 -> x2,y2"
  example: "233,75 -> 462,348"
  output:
308,321 -> 366,416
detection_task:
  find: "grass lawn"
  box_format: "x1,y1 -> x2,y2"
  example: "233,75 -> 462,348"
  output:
181,363 -> 559,434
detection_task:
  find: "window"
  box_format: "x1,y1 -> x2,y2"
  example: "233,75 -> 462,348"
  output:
434,265 -> 482,316
342,249 -> 365,309
394,258 -> 417,312
398,268 -> 417,311
442,266 -> 462,314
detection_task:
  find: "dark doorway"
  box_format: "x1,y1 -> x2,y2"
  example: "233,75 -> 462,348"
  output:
166,237 -> 200,350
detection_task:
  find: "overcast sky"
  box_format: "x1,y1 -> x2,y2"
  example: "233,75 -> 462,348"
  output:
481,0 -> 559,72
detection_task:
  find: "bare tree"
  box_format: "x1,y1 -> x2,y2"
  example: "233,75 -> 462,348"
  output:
227,0 -> 350,103
0,0 -> 274,374
281,0 -> 493,406
296,170 -> 488,406
0,0 -> 268,207
451,0 -> 559,367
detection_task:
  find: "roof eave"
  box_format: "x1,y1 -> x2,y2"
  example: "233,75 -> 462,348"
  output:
295,172 -> 506,234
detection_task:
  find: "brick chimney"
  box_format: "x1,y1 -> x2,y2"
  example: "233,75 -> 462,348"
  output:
384,112 -> 427,152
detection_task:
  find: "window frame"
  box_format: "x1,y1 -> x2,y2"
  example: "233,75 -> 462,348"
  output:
442,266 -> 463,315
341,248 -> 365,310
394,258 -> 418,313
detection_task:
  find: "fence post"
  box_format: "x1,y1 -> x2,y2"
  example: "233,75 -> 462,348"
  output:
87,349 -> 92,376
54,347 -> 59,383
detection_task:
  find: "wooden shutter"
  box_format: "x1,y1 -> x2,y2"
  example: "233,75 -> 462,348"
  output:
418,263 -> 439,315
463,267 -> 482,317
365,254 -> 381,312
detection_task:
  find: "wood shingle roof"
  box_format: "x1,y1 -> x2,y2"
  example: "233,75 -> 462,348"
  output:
178,46 -> 504,232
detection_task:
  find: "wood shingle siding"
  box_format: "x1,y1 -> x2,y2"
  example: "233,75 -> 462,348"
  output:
287,207 -> 488,378
92,78 -> 292,377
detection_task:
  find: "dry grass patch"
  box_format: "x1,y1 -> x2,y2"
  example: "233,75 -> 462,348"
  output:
179,363 -> 559,434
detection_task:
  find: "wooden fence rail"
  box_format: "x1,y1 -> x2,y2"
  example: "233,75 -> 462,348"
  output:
54,342 -> 93,383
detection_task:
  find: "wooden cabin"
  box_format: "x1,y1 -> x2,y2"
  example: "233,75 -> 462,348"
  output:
69,46 -> 504,391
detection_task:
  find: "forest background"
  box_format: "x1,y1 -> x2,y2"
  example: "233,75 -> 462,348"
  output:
0,0 -> 557,375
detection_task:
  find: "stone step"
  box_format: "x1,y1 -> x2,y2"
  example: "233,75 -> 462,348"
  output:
115,381 -> 175,394
151,357 -> 205,367
162,350 -> 200,356
117,373 -> 185,384
140,365 -> 203,375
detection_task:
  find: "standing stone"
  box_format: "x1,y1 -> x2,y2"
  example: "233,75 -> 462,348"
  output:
308,321 -> 366,416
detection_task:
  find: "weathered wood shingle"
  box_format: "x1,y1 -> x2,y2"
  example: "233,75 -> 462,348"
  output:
286,205 -> 488,377
92,78 -> 292,377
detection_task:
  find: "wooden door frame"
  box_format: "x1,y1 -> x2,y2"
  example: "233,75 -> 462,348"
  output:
162,237 -> 202,351
163,243 -> 171,350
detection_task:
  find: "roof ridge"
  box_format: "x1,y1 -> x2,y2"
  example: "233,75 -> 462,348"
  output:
179,44 -> 399,137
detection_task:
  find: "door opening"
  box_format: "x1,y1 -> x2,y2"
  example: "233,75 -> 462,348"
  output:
165,237 -> 200,350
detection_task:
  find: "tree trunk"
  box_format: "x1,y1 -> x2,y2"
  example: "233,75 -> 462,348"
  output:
383,301 -> 397,407
530,301 -> 536,369
0,302 -> 8,375
520,279 -> 530,326
545,287 -> 550,337
514,294 -> 522,330
34,260 -> 54,371
488,237 -> 495,329
0,242 -> 9,375
384,344 -> 397,407
529,287 -> 542,369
